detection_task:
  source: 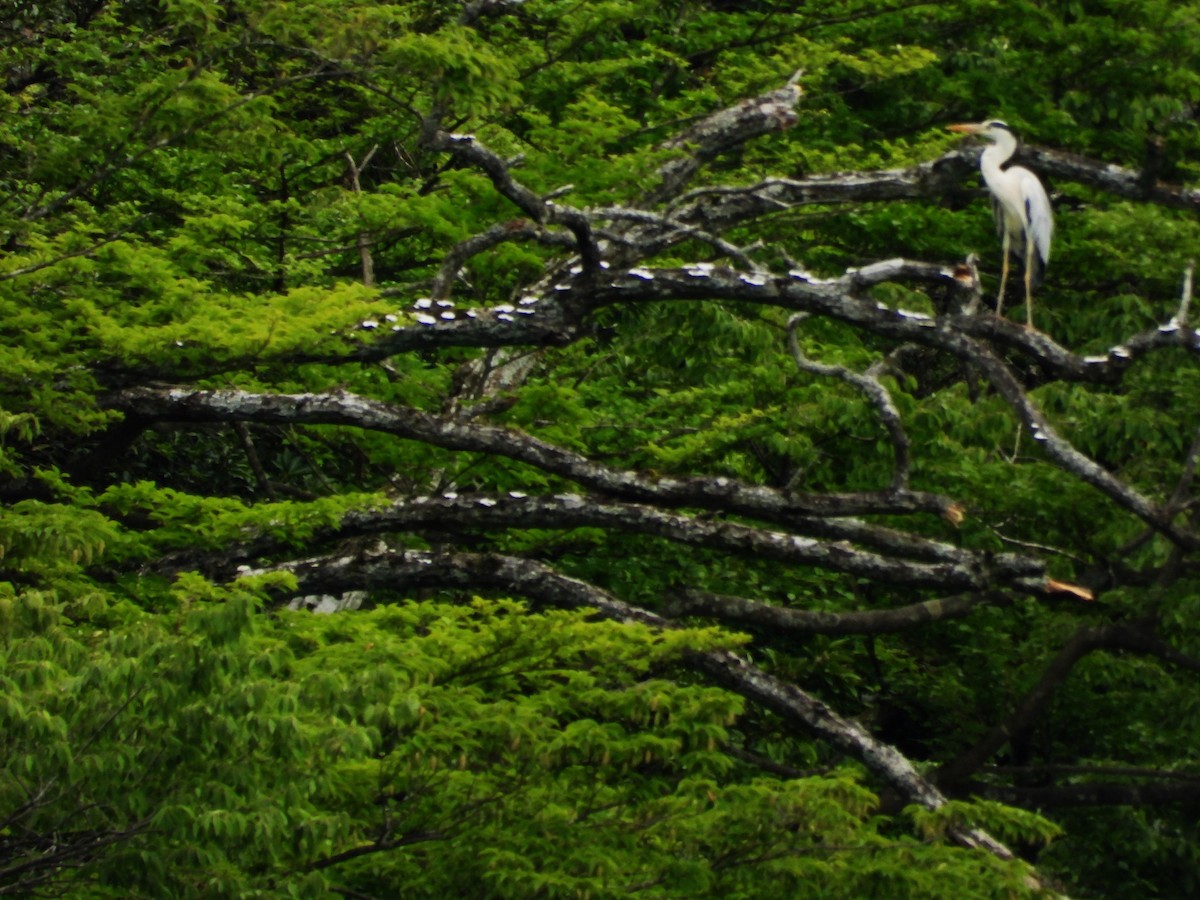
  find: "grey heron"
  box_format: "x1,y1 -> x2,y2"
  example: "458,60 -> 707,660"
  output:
948,120 -> 1053,329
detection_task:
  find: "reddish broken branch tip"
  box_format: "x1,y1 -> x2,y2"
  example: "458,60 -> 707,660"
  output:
1046,578 -> 1095,601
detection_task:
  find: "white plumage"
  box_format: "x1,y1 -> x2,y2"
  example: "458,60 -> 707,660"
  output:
949,120 -> 1053,329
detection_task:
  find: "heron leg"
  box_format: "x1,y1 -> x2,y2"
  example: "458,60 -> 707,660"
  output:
996,230 -> 1011,317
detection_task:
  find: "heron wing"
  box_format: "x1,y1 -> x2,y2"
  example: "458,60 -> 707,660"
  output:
1013,166 -> 1053,266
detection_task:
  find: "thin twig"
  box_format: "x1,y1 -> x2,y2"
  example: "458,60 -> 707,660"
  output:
344,146 -> 380,287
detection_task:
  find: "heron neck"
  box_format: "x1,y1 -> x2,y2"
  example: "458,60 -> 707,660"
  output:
979,135 -> 1017,186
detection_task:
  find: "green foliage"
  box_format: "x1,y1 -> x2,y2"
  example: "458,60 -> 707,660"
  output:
908,798 -> 1063,849
4,587 -> 1033,897
4,1 -> 1200,897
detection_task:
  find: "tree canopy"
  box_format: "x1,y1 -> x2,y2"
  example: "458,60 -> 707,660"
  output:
5,1 -> 1200,896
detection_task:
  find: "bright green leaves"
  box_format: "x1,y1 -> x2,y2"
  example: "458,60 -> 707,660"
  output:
0,499 -> 118,573
0,580 -> 317,894
60,274 -> 385,374
160,0 -> 223,33
909,797 -> 1062,848
0,588 -> 779,895
247,595 -> 1012,898
99,481 -> 389,557
521,92 -> 655,203
244,2 -> 519,114
388,24 -> 520,114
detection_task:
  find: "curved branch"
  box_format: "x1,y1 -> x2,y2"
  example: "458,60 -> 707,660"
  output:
426,132 -> 602,271
588,265 -> 1198,549
788,314 -> 910,490
429,220 -> 575,300
592,206 -> 761,269
960,338 -> 1196,550
246,546 -> 1029,868
151,492 -> 1045,593
101,387 -> 964,525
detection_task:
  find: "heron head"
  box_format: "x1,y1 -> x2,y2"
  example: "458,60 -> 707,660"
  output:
947,120 -> 1014,143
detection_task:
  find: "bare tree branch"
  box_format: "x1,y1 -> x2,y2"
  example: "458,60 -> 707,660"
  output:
1026,144 -> 1200,212
102,386 -> 965,524
645,77 -> 804,207
344,146 -> 379,287
665,587 -> 1009,635
429,220 -> 573,300
426,132 -> 602,272
149,491 -> 1047,593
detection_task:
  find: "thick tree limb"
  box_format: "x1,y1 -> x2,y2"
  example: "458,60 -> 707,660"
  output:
645,76 -> 803,207
103,387 -> 964,524
591,262 -> 1134,387
665,587 -> 1009,635
668,142 -> 1200,240
292,493 -> 974,564
353,262 -> 1194,389
150,491 -> 1046,594
94,247 -> 1200,401
1026,145 -> 1200,212
667,150 -> 977,235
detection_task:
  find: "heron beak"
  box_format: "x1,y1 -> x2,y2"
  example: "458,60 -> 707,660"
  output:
947,123 -> 983,134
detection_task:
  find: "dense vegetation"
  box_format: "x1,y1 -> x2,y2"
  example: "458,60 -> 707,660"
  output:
4,1 -> 1200,896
